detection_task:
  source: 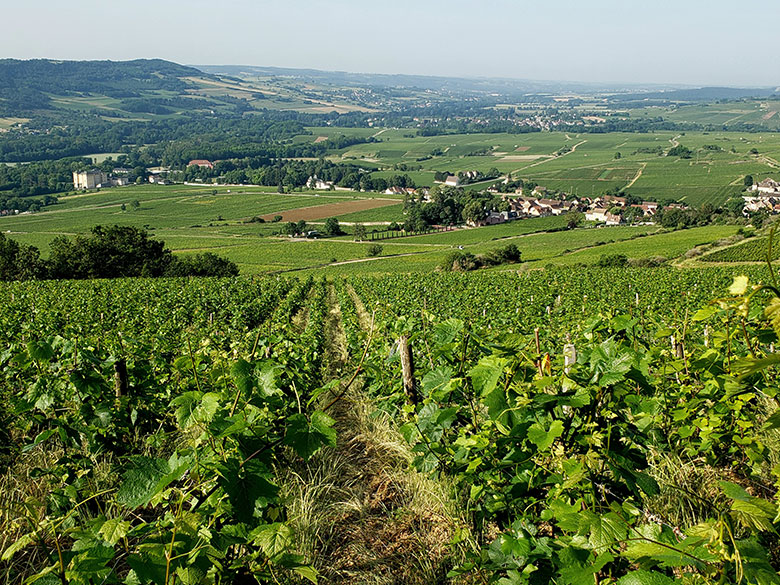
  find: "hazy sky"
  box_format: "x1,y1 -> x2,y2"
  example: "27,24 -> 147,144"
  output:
3,0 -> 778,86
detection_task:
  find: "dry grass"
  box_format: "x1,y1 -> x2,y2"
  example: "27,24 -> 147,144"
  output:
280,390 -> 468,584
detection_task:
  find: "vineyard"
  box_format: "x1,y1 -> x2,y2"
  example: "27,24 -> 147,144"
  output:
2,265 -> 780,584
703,237 -> 780,264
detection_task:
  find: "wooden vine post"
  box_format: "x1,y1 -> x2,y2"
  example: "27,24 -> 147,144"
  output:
114,358 -> 129,398
399,334 -> 418,405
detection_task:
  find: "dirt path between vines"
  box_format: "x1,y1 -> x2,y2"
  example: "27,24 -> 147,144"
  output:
283,283 -> 461,584
624,163 -> 646,190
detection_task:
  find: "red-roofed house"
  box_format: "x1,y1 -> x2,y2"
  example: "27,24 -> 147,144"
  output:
188,160 -> 214,169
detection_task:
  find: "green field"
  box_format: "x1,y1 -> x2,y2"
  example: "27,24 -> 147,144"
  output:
630,99 -> 780,131
1,183 -> 750,274
287,128 -> 780,207
701,234 -> 780,263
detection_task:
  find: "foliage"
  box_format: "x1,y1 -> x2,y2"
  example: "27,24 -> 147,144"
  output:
323,217 -> 343,236
0,225 -> 238,280
0,275 -> 333,584
366,244 -> 383,257
597,253 -> 629,267
349,265 -> 780,584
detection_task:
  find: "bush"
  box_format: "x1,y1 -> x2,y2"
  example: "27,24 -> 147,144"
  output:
627,256 -> 668,267
595,253 -> 629,268
482,243 -> 522,266
366,244 -> 383,257
440,251 -> 480,272
684,247 -> 706,259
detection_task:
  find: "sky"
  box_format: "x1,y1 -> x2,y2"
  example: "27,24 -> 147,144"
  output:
2,0 -> 779,87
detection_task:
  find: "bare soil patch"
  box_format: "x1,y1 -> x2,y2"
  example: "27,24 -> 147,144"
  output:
313,136 -> 329,143
514,146 -> 531,152
261,198 -> 398,222
762,111 -> 777,121
501,154 -> 545,162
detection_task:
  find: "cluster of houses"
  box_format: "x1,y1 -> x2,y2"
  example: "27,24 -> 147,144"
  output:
383,185 -> 420,196
743,178 -> 780,214
472,189 -> 665,227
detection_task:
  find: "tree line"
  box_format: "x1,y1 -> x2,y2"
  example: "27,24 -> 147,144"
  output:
0,225 -> 238,281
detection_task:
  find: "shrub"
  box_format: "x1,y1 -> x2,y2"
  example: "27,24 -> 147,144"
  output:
627,256 -> 668,267
482,243 -> 522,266
440,251 -> 480,272
595,253 -> 629,268
366,244 -> 383,257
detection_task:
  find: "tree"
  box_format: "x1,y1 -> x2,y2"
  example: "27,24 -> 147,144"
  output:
668,145 -> 692,159
353,223 -> 367,241
296,220 -> 307,235
47,225 -> 172,279
462,200 -> 485,225
284,222 -> 298,236
567,212 -> 584,230
130,199 -> 140,211
724,198 -> 745,215
323,217 -> 342,236
166,252 -> 239,277
366,244 -> 383,257
744,175 -> 754,188
0,232 -> 46,280
614,152 -> 621,159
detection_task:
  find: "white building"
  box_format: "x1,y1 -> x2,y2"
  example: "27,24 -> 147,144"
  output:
751,178 -> 780,196
73,170 -> 108,190
307,175 -> 334,190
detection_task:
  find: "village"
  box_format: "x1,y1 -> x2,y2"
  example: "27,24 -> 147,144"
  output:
742,177 -> 780,213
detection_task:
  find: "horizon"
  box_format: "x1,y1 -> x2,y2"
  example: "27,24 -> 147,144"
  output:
2,57 -> 777,92
1,0 -> 778,87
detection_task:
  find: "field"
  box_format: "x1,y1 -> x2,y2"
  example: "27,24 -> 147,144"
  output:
290,127 -> 780,207
257,197 -> 399,222
700,234 -> 780,263
0,183 -> 752,274
631,99 -> 780,131
2,264 -> 779,583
